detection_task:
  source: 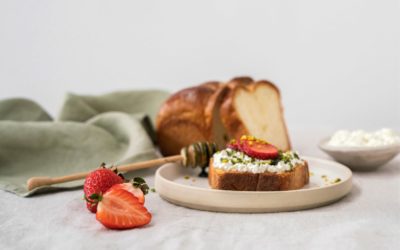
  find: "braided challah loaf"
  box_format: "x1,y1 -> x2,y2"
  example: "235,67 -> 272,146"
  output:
156,77 -> 291,156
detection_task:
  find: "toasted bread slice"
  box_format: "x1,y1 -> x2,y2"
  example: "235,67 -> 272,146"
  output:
208,159 -> 309,191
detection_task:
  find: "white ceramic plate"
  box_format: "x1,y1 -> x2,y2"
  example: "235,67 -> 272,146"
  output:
155,157 -> 352,213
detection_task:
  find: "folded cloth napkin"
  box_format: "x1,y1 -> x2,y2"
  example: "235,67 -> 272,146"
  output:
0,90 -> 169,197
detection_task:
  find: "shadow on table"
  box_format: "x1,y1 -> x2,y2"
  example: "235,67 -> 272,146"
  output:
354,158 -> 400,177
341,182 -> 361,203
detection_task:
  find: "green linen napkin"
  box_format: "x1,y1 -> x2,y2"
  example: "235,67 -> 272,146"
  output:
0,90 -> 169,197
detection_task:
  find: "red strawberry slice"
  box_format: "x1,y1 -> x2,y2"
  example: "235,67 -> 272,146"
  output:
84,167 -> 123,213
96,188 -> 152,229
108,183 -> 145,204
227,139 -> 240,151
86,202 -> 97,213
240,139 -> 279,160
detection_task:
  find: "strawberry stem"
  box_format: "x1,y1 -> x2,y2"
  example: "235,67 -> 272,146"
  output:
131,177 -> 150,195
84,193 -> 103,205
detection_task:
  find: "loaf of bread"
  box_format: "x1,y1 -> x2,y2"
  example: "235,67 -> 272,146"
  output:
208,160 -> 309,191
156,77 -> 291,156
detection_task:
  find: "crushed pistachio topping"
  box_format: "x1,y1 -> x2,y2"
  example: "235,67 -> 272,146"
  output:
240,135 -> 270,145
212,148 -> 304,174
320,175 -> 342,185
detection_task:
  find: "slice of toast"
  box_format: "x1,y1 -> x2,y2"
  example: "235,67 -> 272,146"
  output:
208,159 -> 309,191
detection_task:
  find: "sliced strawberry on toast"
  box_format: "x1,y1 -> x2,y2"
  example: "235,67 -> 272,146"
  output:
227,139 -> 239,150
239,135 -> 279,160
96,188 -> 151,229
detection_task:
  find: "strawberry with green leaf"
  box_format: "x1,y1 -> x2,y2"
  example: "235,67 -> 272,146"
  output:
83,164 -> 123,213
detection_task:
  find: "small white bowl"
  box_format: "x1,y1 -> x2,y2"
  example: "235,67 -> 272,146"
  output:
318,138 -> 400,171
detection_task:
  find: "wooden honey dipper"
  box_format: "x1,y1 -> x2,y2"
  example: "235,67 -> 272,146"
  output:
26,142 -> 218,191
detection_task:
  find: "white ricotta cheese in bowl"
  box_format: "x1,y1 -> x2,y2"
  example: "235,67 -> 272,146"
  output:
320,128 -> 400,171
328,128 -> 400,147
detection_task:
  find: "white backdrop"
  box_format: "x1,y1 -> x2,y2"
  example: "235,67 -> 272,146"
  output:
0,0 -> 399,131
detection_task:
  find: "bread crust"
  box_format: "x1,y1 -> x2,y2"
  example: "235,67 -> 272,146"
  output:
208,160 -> 309,191
156,82 -> 222,155
219,77 -> 254,141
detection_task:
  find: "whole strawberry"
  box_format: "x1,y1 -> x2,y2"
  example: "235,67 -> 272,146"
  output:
84,164 -> 123,213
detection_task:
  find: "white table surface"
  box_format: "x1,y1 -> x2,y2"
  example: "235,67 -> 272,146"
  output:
0,128 -> 399,250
